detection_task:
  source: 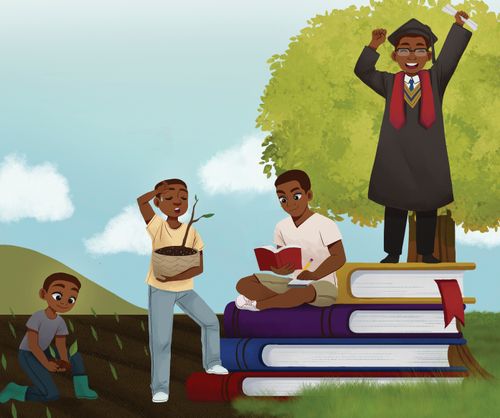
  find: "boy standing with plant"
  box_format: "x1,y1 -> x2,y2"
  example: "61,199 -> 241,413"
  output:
236,169 -> 346,311
0,273 -> 98,403
137,179 -> 227,404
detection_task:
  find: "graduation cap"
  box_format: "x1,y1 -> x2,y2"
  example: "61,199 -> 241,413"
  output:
388,18 -> 438,63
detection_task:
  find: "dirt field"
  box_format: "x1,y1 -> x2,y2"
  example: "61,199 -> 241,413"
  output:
0,315 -> 240,418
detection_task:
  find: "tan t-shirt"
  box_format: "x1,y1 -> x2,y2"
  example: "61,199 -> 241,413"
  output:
145,214 -> 204,292
273,213 -> 342,285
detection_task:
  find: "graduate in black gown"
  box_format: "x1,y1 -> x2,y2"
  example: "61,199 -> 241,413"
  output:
354,11 -> 472,263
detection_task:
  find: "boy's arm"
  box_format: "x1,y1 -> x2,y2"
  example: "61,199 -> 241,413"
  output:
137,189 -> 158,224
354,28 -> 390,98
297,240 -> 346,281
27,330 -> 59,372
158,251 -> 204,282
137,183 -> 171,224
432,12 -> 472,93
54,335 -> 69,363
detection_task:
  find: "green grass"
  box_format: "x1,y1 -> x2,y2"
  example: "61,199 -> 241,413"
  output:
233,312 -> 500,418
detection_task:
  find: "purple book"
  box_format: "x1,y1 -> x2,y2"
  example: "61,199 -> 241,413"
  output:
224,302 -> 463,338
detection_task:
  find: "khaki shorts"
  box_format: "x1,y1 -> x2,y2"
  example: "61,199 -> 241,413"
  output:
254,273 -> 338,307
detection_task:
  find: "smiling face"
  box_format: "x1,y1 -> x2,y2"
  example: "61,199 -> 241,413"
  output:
154,183 -> 189,218
276,180 -> 312,219
391,35 -> 432,75
40,280 -> 79,314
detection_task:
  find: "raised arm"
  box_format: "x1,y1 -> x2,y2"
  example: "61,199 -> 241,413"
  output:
137,183 -> 170,224
354,28 -> 390,98
432,12 -> 472,93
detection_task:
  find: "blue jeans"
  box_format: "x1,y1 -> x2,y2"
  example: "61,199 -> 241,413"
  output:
148,286 -> 222,395
18,348 -> 86,402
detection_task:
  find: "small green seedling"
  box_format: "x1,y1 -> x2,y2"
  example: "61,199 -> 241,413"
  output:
90,325 -> 99,341
109,362 -> 118,380
69,340 -> 78,357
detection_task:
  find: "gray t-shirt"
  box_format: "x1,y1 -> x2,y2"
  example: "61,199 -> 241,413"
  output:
19,310 -> 69,351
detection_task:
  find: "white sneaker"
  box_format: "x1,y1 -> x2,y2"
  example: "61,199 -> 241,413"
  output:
235,294 -> 259,311
152,392 -> 169,403
206,365 -> 229,375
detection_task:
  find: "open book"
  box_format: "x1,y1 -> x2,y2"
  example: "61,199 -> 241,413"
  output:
254,246 -> 302,271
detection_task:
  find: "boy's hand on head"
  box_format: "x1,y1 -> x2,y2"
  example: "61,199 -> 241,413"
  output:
455,11 -> 469,26
369,28 -> 386,49
270,264 -> 295,276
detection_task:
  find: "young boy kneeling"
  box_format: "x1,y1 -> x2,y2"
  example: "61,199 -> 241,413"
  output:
236,169 -> 346,311
0,273 -> 98,403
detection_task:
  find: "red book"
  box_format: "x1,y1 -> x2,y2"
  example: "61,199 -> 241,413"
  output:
254,246 -> 302,271
186,370 -> 468,401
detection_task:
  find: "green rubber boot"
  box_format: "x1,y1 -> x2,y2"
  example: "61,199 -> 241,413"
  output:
0,383 -> 27,404
73,375 -> 98,400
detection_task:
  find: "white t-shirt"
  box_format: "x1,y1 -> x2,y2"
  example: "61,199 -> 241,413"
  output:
273,213 -> 342,285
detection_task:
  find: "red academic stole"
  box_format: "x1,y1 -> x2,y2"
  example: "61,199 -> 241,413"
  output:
389,70 -> 436,130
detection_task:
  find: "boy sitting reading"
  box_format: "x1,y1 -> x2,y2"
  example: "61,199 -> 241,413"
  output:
236,169 -> 346,311
0,273 -> 98,403
137,178 -> 228,404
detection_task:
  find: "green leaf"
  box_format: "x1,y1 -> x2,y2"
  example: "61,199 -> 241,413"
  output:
46,407 -> 52,418
9,307 -> 15,318
90,307 -> 97,318
202,213 -> 215,218
115,334 -> 123,350
114,312 -> 120,323
1,353 -> 7,370
68,319 -> 75,333
90,326 -> 98,341
8,322 -> 17,339
140,321 -> 145,332
69,340 -> 78,357
144,345 -> 149,357
11,402 -> 17,418
109,362 -> 118,380
49,346 -> 56,359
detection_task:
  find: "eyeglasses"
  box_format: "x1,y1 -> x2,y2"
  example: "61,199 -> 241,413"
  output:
396,48 -> 429,57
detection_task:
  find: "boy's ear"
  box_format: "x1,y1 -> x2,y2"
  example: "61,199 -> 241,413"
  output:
39,289 -> 46,299
391,51 -> 397,62
426,51 -> 432,62
307,190 -> 313,201
153,197 -> 159,207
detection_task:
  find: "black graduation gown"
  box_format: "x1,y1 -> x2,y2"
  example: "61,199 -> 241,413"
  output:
354,23 -> 472,211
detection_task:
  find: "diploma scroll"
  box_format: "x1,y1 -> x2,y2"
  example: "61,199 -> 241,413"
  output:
442,4 -> 478,31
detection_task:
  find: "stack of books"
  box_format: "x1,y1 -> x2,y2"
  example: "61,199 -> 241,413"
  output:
186,263 -> 488,401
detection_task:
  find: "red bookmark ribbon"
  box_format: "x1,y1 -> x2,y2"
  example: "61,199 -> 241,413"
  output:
435,279 -> 465,327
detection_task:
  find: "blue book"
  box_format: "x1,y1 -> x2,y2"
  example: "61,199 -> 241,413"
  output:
220,337 -> 467,372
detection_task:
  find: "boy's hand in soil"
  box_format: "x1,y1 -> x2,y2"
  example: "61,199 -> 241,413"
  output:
270,263 -> 295,276
45,360 -> 61,372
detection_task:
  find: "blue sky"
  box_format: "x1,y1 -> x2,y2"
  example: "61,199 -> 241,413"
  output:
0,0 -> 498,313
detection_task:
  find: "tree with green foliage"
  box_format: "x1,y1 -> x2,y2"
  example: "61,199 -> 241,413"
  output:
258,0 -> 499,261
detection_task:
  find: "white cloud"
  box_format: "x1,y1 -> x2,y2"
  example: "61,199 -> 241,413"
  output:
0,154 -> 74,222
84,206 -> 151,256
198,135 -> 275,195
456,226 -> 500,248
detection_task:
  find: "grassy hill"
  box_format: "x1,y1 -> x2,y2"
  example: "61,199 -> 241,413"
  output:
0,245 -> 146,315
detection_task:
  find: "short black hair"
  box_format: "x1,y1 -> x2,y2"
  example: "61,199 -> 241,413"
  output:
154,179 -> 188,196
43,273 -> 81,291
274,170 -> 311,192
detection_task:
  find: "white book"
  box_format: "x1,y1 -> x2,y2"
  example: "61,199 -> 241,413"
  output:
349,311 -> 458,334
242,376 -> 464,396
262,344 -> 451,368
350,270 -> 464,298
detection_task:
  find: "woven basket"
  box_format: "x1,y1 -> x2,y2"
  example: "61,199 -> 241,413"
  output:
152,248 -> 200,278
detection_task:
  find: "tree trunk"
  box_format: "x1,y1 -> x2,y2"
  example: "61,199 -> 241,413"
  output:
407,209 -> 456,262
407,210 -> 493,379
